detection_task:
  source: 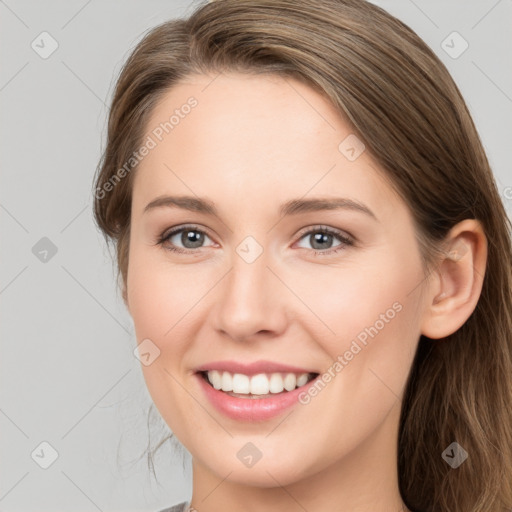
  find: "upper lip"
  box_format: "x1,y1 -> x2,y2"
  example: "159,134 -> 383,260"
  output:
195,360 -> 318,376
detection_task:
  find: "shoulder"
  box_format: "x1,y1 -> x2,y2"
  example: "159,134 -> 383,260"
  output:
157,501 -> 189,512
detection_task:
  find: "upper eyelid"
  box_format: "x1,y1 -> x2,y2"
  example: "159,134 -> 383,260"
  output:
162,223 -> 211,237
295,224 -> 353,240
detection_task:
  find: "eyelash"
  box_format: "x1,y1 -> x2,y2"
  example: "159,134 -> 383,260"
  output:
156,224 -> 354,257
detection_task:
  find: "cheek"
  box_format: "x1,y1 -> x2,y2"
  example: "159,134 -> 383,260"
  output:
126,253 -> 202,432
296,253 -> 420,338
127,243 -> 200,338
127,270 -> 170,340
300,251 -> 423,390
126,247 -> 219,382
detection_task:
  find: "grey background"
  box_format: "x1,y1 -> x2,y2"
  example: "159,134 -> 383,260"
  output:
1,1 -> 511,511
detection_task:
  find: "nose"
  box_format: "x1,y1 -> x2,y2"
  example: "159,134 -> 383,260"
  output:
213,246 -> 289,343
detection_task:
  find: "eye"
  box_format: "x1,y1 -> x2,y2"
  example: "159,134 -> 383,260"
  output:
295,225 -> 354,256
156,224 -> 354,256
157,225 -> 215,254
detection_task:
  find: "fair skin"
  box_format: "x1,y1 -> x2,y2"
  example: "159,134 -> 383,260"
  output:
125,73 -> 487,512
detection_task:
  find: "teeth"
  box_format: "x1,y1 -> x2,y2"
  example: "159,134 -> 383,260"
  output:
296,373 -> 309,387
269,373 -> 284,393
206,370 -> 314,395
209,370 -> 222,390
250,374 -> 269,395
232,373 -> 250,394
283,373 -> 296,391
221,371 -> 232,391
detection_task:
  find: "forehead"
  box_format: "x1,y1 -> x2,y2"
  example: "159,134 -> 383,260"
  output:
143,72 -> 347,158
132,72 -> 402,220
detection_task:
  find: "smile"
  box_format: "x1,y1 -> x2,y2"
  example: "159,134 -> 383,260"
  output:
194,360 -> 321,421
201,370 -> 318,397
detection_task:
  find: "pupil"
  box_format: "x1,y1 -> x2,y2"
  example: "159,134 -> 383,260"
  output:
312,232 -> 331,250
183,230 -> 204,248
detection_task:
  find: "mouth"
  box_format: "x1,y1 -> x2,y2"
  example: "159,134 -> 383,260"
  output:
197,370 -> 320,399
194,360 -> 322,420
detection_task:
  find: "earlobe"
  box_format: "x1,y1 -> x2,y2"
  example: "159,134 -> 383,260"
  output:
421,219 -> 487,340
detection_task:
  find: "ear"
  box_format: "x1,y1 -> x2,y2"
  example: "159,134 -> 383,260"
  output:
421,219 -> 488,339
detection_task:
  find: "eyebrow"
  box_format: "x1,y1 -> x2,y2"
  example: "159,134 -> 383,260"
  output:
143,195 -> 378,221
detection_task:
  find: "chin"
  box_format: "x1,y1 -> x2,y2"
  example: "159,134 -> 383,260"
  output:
195,443 -> 318,488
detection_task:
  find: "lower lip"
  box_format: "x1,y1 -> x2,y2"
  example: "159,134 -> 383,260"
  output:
196,373 -> 317,421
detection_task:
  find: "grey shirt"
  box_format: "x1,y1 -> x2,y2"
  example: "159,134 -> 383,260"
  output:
157,501 -> 189,512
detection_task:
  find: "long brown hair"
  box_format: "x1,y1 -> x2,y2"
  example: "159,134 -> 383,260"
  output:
93,1 -> 512,510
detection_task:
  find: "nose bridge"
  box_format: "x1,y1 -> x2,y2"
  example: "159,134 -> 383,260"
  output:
214,235 -> 285,341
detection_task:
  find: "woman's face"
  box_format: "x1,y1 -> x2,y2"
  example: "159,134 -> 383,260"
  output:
126,72 -> 429,486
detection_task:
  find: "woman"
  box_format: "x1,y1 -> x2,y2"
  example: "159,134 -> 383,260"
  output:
93,0 -> 512,510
